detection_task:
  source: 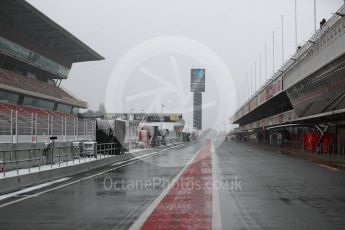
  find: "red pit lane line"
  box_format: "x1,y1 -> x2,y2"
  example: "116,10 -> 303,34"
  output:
140,141 -> 213,230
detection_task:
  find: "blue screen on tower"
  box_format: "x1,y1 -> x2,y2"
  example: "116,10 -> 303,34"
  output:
191,69 -> 205,84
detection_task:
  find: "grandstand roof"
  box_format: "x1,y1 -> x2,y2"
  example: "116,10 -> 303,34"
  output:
0,0 -> 104,68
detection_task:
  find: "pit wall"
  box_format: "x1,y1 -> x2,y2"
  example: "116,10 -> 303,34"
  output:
0,145 -> 178,195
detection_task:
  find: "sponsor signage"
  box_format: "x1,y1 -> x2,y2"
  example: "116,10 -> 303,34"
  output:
109,113 -> 183,123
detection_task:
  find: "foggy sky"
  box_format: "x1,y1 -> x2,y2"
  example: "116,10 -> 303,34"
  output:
27,0 -> 343,131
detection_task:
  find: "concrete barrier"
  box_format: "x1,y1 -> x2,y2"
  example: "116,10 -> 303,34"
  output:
0,145 -> 180,195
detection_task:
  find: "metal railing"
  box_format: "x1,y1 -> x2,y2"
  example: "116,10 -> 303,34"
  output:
0,109 -> 96,144
0,143 -> 121,177
235,140 -> 345,162
0,137 -> 184,178
0,146 -> 79,177
281,141 -> 304,152
97,143 -> 117,156
281,141 -> 345,160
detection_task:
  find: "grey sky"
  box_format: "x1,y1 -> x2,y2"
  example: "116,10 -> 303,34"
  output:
28,0 -> 343,131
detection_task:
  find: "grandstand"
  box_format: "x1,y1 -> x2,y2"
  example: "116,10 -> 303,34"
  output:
231,4 -> 345,154
0,0 -> 104,144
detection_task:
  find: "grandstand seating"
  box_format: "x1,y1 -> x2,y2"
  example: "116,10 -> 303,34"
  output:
0,67 -> 79,119
0,67 -> 76,101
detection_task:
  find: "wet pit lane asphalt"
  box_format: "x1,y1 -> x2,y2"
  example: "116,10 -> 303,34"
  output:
215,141 -> 345,230
0,140 -> 345,230
0,143 -> 202,230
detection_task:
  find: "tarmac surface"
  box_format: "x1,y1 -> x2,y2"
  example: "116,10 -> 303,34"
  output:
216,141 -> 345,230
0,140 -> 344,229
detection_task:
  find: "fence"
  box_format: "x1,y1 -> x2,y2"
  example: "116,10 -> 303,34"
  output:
0,138 -> 184,178
232,139 -> 345,162
281,141 -> 345,160
0,109 -> 96,144
0,143 -> 120,177
0,111 -> 185,177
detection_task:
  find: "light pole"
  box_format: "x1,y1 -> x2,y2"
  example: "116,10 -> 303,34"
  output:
259,53 -> 262,88
281,15 -> 285,65
254,61 -> 257,91
243,79 -> 246,104
247,73 -> 249,101
265,43 -> 268,81
272,31 -> 275,74
314,0 -> 317,32
160,104 -> 165,129
295,0 -> 298,49
237,86 -> 239,108
251,67 -> 253,96
129,108 -> 134,151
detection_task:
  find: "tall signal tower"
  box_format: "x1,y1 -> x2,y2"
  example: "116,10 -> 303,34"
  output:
191,69 -> 206,130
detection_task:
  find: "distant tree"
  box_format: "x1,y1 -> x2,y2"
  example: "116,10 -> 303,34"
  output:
98,103 -> 107,114
84,109 -> 95,117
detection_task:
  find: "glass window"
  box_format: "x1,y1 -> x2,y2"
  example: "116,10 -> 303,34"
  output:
23,97 -> 54,110
57,104 -> 72,113
0,90 -> 19,104
0,35 -> 70,78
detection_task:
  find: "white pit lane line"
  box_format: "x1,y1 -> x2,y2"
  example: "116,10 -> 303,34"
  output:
0,144 -> 184,209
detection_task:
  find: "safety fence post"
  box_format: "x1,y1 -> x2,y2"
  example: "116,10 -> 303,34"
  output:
61,117 -> 64,143
51,116 -> 54,137
64,117 -> 67,143
15,110 -> 18,145
47,115 -> 50,137
10,110 -> 13,160
31,113 -> 34,143
35,114 -> 38,144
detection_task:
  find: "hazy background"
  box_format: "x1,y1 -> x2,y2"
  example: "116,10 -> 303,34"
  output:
27,0 -> 343,131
